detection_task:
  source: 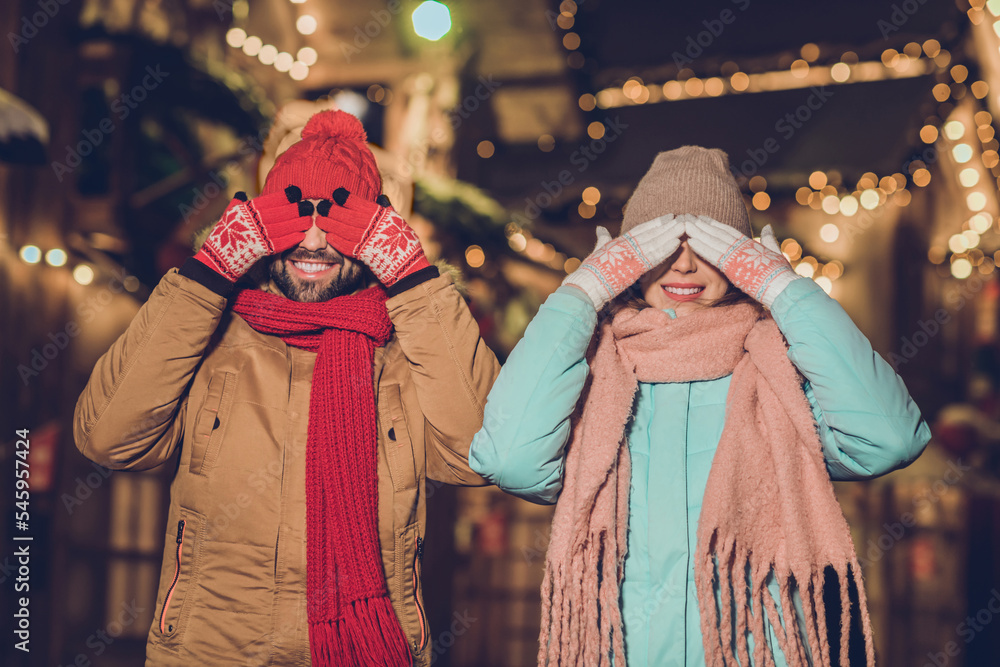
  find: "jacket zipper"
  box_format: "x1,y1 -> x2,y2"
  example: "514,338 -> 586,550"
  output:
412,536 -> 427,652
159,519 -> 186,634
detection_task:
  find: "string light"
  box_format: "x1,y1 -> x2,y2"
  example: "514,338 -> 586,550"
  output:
274,52 -> 294,72
595,53 -> 934,108
289,62 -> 310,81
296,15 -> 317,35
227,6 -> 320,81
226,28 -> 247,48
242,36 -> 262,56
297,47 -> 317,66
258,44 -> 278,65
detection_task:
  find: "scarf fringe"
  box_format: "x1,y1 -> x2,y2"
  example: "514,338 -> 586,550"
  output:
539,528 -> 626,667
309,596 -> 411,667
697,529 -> 875,667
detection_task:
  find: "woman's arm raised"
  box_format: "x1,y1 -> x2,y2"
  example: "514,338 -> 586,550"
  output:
770,279 -> 931,480
471,217 -> 686,503
685,216 -> 930,479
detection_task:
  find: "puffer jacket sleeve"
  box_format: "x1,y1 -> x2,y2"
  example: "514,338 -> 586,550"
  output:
73,269 -> 227,471
468,286 -> 597,504
769,278 -> 931,480
385,272 -> 502,486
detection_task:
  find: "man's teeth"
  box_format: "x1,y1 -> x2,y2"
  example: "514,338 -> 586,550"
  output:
292,261 -> 332,274
663,286 -> 703,295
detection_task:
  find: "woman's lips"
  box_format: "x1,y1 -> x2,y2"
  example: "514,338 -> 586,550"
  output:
661,283 -> 704,302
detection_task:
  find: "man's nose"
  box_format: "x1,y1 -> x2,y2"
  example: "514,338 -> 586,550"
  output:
299,199 -> 327,252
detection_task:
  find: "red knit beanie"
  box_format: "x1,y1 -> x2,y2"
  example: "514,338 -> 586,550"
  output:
262,110 -> 382,201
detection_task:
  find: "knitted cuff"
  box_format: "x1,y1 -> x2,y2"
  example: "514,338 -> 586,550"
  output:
386,265 -> 440,297
759,269 -> 800,310
180,257 -> 236,298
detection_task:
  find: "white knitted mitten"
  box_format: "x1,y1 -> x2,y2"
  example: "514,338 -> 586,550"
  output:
563,215 -> 686,310
685,216 -> 799,309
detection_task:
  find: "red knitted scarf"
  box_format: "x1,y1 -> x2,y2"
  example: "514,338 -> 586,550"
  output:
231,287 -> 411,667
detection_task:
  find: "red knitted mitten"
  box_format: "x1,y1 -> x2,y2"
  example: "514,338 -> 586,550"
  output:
317,188 -> 430,287
194,188 -> 314,282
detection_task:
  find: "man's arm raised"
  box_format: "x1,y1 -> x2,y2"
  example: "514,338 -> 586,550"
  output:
73,268 -> 227,470
73,190 -> 311,470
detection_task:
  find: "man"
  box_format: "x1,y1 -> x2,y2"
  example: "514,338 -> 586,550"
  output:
73,110 -> 500,666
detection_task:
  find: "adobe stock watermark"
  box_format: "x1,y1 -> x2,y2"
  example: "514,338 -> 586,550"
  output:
61,461 -> 114,514
7,0 -> 73,53
671,0 -> 752,69
521,527 -> 551,565
843,143 -> 939,244
732,86 -> 834,180
516,115 -> 628,223
202,462 -> 281,541
56,599 -> 144,667
878,0 -> 933,40
17,267 -> 140,385
428,610 -> 477,664
179,128 -> 270,223
51,65 -> 170,182
442,75 -> 501,133
340,0 -> 407,62
60,415 -> 163,514
0,556 -> 14,585
858,458 -> 970,566
923,589 -> 1000,667
405,74 -> 502,180
211,0 -> 241,20
886,273 -> 985,372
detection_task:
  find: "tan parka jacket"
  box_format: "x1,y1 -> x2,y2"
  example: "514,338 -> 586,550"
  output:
73,267 -> 500,666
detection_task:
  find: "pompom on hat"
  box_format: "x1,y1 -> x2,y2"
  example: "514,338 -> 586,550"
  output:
261,109 -> 382,202
621,146 -> 752,238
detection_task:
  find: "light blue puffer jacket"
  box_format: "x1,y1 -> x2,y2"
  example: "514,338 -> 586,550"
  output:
469,278 -> 930,666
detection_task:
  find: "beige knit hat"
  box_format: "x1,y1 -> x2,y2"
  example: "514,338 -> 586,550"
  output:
620,146 -> 752,238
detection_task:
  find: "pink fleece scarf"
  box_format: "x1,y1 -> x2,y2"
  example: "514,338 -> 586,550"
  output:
538,302 -> 873,667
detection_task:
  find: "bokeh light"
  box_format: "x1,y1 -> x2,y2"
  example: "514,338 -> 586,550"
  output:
412,1 -> 452,41
19,244 -> 41,264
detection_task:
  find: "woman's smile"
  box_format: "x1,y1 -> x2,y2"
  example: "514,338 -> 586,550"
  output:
640,240 -> 730,313
660,283 -> 705,301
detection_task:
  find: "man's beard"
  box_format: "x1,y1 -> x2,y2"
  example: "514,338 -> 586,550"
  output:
269,249 -> 367,303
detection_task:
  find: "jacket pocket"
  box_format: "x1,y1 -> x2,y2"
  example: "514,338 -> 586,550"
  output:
395,522 -> 428,658
189,372 -> 236,475
156,509 -> 204,642
412,535 -> 427,653
380,384 -> 418,492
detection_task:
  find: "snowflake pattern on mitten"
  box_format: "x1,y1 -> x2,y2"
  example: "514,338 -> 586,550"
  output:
356,207 -> 425,285
580,235 -> 653,300
718,236 -> 791,302
199,201 -> 272,281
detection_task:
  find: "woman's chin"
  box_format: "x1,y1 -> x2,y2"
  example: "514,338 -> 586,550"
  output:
671,300 -> 707,316
648,295 -> 707,315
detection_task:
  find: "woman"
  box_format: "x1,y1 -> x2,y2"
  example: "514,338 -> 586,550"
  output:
469,147 -> 930,666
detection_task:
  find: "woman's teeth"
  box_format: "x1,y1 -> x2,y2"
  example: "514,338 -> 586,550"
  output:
292,261 -> 332,274
663,286 -> 703,295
